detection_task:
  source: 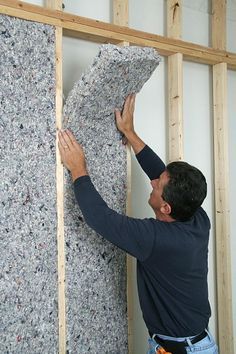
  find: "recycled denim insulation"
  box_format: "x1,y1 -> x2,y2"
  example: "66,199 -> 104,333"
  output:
0,14 -> 160,353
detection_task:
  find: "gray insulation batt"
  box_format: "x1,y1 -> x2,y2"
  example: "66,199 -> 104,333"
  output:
63,44 -> 160,353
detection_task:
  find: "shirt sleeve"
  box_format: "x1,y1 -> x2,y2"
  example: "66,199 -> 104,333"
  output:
74,175 -> 156,261
136,145 -> 166,180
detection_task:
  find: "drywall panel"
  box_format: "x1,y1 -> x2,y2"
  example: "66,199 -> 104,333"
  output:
130,55 -> 167,353
182,6 -> 210,47
63,44 -> 160,353
0,15 -> 57,353
62,0 -> 111,22
62,38 -> 100,98
129,0 -> 165,35
227,19 -> 236,52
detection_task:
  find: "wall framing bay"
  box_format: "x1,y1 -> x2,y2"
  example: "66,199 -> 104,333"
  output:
212,1 -> 234,353
0,10 -> 58,354
113,1 -> 134,353
44,1 -> 65,353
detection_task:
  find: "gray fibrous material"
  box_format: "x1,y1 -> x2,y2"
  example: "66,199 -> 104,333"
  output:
64,44 -> 160,353
0,15 -> 57,353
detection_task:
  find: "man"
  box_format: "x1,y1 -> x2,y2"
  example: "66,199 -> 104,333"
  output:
58,95 -> 218,354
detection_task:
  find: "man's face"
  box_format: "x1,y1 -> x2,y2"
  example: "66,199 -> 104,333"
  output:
148,170 -> 170,213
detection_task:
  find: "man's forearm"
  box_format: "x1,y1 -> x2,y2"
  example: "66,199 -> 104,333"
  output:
124,131 -> 145,155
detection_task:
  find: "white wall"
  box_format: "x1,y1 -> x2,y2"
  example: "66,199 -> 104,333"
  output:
22,1 -> 236,352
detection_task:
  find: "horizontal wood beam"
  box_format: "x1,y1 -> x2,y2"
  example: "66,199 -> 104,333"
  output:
0,0 -> 236,69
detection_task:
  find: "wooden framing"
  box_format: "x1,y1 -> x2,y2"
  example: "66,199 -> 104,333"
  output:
0,1 -> 235,353
213,62 -> 234,354
113,1 -> 134,352
167,0 -> 182,39
212,0 -> 226,50
0,0 -> 236,69
113,0 -> 128,27
168,53 -> 183,161
212,1 -> 234,353
45,1 -> 66,353
125,143 -> 134,354
167,0 -> 183,162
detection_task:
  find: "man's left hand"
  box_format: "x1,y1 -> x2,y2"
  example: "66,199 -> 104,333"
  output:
58,129 -> 88,181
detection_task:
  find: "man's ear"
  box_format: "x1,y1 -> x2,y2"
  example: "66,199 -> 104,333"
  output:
160,202 -> 172,215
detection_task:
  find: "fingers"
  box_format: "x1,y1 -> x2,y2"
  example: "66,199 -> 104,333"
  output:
128,94 -> 136,113
115,108 -> 122,123
123,94 -> 136,115
58,129 -> 78,149
123,95 -> 131,115
66,129 -> 77,145
58,129 -> 84,157
130,93 -> 136,109
115,94 -> 136,119
58,130 -> 69,151
62,130 -> 73,149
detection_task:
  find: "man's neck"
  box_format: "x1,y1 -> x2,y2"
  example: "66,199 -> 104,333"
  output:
155,212 -> 176,223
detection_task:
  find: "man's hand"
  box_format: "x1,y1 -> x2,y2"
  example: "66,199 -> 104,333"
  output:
115,94 -> 136,136
58,129 -> 88,181
115,94 -> 145,154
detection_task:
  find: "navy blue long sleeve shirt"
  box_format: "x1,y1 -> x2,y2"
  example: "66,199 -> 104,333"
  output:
74,145 -> 211,337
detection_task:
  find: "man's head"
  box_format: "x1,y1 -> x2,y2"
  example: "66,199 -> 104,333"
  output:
149,161 -> 207,222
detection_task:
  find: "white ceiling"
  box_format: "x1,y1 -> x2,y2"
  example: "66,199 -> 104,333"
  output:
183,0 -> 236,20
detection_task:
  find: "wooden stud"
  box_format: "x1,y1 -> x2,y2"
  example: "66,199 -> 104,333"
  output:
167,0 -> 182,39
167,1 -> 183,162
126,143 -> 134,354
212,2 -> 234,352
45,0 -> 60,10
113,2 -> 133,353
168,52 -> 183,161
55,27 -> 66,354
45,1 -> 66,354
0,1 -> 236,69
212,0 -> 226,50
113,0 -> 128,27
213,62 -> 234,354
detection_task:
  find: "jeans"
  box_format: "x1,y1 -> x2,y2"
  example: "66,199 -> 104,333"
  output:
147,329 -> 218,354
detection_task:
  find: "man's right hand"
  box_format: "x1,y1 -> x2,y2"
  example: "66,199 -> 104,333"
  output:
115,94 -> 146,155
115,94 -> 136,136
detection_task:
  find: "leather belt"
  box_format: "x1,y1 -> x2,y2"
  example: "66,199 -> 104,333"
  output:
187,330 -> 207,344
151,330 -> 207,344
150,330 -> 208,354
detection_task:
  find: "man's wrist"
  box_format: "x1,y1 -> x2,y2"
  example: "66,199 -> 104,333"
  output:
124,130 -> 145,154
71,167 -> 88,182
124,130 -> 136,141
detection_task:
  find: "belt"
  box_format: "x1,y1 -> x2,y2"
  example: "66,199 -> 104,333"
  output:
151,330 -> 208,354
186,330 -> 207,344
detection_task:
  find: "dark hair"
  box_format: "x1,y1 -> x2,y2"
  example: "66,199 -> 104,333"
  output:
162,161 -> 207,221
